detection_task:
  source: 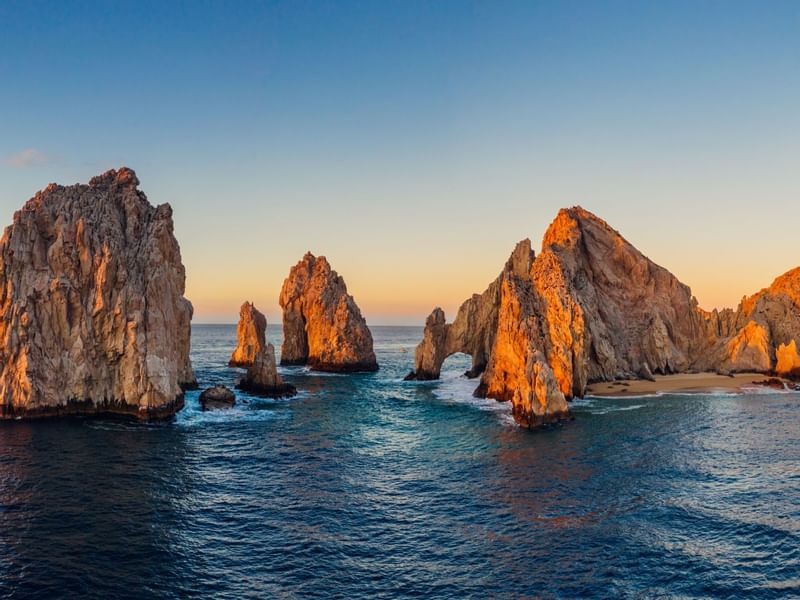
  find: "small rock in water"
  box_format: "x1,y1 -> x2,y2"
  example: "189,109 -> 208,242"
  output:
751,378 -> 786,390
199,385 -> 236,410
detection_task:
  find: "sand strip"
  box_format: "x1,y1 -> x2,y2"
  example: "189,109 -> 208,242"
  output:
584,372 -> 796,397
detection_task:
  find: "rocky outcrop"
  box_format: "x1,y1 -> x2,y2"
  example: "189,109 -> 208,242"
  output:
236,345 -> 297,397
279,252 -> 377,372
229,301 -> 267,367
228,301 -> 296,397
701,267 -> 800,378
776,340 -> 800,378
0,168 -> 195,420
200,385 -> 235,410
405,272 -> 500,382
407,206 -> 800,428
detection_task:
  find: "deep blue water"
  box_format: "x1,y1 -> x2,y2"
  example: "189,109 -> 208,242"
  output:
1,325 -> 799,599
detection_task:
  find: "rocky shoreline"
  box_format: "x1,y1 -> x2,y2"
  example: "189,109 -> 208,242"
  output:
1,171 -> 799,428
406,207 -> 800,428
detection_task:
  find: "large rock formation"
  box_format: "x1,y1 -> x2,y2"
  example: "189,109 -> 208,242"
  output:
0,168 -> 195,420
279,252 -> 377,372
229,301 -> 267,367
228,301 -> 296,397
407,207 -> 800,428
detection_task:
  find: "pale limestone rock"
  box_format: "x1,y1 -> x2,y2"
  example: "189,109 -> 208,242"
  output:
0,168 -> 195,420
279,252 -> 377,372
229,301 -> 267,367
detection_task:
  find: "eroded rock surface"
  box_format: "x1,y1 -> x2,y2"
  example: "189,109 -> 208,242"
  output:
407,207 -> 800,428
0,168 -> 195,420
228,301 -> 296,397
237,344 -> 297,397
279,252 -> 377,372
229,301 -> 267,367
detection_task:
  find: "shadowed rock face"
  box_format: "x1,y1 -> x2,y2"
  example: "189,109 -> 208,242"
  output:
407,207 -> 800,428
236,344 -> 297,398
0,168 -> 195,420
200,385 -> 235,410
229,301 -> 267,367
279,252 -> 377,372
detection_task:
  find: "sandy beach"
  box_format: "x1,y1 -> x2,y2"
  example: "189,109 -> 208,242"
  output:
584,372 -> 796,397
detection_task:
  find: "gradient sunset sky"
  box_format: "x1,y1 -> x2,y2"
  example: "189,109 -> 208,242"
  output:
1,1 -> 798,324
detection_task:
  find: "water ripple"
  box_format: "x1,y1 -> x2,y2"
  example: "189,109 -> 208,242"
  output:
0,325 -> 798,599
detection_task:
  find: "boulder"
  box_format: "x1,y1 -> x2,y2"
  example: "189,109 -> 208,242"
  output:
199,385 -> 236,410
0,168 -> 195,420
279,252 -> 377,372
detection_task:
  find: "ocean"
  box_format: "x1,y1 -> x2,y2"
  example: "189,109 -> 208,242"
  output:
1,324 -> 798,599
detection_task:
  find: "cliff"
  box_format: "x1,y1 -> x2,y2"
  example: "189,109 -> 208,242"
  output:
0,168 -> 195,420
279,252 -> 377,372
407,207 -> 800,428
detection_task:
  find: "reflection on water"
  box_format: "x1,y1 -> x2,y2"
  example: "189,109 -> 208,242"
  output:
1,325 -> 798,599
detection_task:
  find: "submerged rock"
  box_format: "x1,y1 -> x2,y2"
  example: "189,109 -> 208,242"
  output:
0,168 -> 195,420
199,385 -> 236,410
279,252 -> 377,372
236,345 -> 297,397
407,206 -> 800,429
229,301 -> 267,367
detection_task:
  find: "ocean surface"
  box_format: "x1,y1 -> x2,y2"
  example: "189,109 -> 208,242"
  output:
1,325 -> 799,599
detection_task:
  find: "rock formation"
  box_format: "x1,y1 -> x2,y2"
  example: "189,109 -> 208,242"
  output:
0,168 -> 195,420
229,301 -> 267,367
407,206 -> 800,428
236,345 -> 297,397
700,267 -> 800,378
228,301 -> 296,397
200,385 -> 236,410
279,252 -> 377,372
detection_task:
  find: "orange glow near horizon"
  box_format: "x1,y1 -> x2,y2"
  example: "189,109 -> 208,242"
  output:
185,243 -> 793,325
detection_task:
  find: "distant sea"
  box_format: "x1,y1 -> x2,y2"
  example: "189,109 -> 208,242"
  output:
1,325 -> 798,599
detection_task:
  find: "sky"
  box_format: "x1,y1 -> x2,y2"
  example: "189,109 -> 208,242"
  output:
0,1 -> 798,325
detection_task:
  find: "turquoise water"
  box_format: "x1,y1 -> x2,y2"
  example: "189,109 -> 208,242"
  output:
1,325 -> 799,598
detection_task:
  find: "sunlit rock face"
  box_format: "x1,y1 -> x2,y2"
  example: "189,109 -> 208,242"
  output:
408,206 -> 800,428
279,252 -> 377,372
702,267 -> 800,378
229,301 -> 295,396
0,168 -> 195,420
405,287 -> 500,381
229,301 -> 267,367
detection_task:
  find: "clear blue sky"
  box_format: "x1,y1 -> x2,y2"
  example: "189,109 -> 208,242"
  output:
1,1 -> 798,324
